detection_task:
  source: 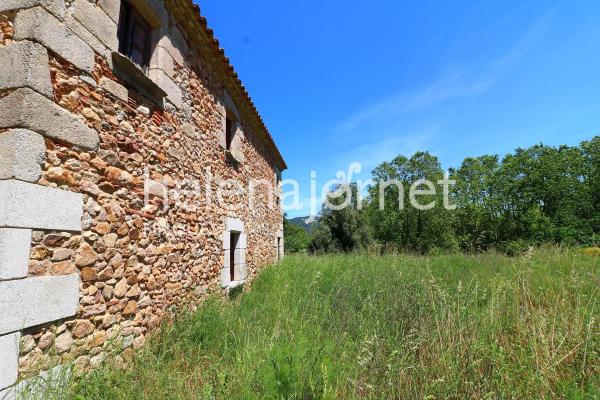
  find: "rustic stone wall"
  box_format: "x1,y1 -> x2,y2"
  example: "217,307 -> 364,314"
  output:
0,0 -> 285,391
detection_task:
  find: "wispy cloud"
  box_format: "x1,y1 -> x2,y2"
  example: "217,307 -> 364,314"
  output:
335,125 -> 440,174
336,7 -> 555,136
289,6 -> 557,219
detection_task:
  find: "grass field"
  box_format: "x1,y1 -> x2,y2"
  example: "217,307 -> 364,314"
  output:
69,249 -> 599,399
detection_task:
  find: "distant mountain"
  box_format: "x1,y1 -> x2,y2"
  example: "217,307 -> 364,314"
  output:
288,216 -> 317,233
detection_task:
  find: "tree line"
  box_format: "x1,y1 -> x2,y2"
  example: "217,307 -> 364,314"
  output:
285,136 -> 600,255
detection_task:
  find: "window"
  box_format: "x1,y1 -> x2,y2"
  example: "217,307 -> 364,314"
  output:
229,232 -> 240,281
275,169 -> 282,206
222,218 -> 246,288
225,114 -> 236,151
118,1 -> 152,71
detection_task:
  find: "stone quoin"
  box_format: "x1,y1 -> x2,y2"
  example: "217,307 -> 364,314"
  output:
0,0 -> 286,396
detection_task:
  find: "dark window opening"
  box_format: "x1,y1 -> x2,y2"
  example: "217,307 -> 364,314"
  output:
118,1 -> 152,71
225,115 -> 236,151
229,232 -> 240,281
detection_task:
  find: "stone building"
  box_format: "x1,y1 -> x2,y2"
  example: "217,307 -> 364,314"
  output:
0,0 -> 286,395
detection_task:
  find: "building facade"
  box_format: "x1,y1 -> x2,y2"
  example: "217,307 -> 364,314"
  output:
0,0 -> 286,395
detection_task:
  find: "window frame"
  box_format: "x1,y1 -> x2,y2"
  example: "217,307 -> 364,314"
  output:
222,218 -> 247,288
118,0 -> 153,72
225,113 -> 236,151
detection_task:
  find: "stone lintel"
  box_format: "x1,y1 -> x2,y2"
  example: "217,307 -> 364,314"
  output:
226,218 -> 244,233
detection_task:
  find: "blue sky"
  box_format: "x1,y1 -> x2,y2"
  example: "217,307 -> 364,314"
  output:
198,0 -> 600,217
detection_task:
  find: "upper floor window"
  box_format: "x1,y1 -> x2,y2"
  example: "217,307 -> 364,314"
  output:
225,114 -> 236,151
118,1 -> 152,71
221,98 -> 244,165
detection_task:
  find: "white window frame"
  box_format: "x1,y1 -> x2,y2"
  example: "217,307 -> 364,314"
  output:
221,218 -> 247,288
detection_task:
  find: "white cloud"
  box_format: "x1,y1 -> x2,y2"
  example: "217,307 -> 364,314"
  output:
286,7 -> 556,219
335,125 -> 440,174
336,7 -> 555,137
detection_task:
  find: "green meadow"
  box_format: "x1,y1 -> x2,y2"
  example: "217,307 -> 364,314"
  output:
69,250 -> 599,399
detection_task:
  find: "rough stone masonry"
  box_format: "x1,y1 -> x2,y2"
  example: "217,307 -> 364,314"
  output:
0,0 -> 286,396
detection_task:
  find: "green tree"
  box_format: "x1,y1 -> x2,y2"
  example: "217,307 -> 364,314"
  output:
364,152 -> 457,253
283,216 -> 311,253
309,184 -> 372,253
497,143 -> 590,244
581,136 -> 600,243
451,155 -> 502,251
311,137 -> 599,255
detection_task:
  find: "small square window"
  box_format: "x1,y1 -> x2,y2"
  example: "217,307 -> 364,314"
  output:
118,1 -> 152,71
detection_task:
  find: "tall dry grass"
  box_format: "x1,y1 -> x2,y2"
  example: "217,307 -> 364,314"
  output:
69,248 -> 599,399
